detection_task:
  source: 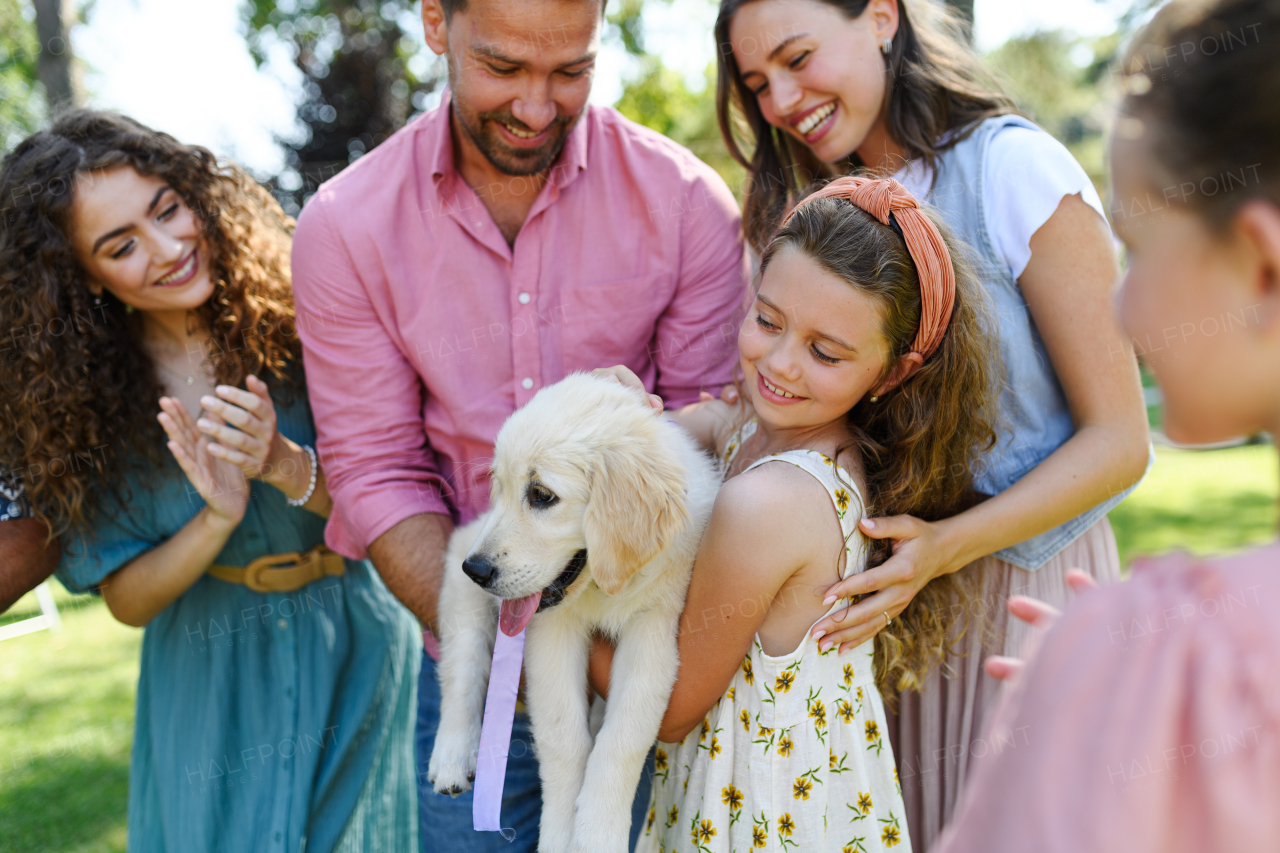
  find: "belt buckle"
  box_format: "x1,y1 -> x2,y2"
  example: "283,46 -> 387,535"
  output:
243,551 -> 304,593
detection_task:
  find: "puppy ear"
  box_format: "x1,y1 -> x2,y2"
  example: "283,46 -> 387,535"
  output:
583,436 -> 689,595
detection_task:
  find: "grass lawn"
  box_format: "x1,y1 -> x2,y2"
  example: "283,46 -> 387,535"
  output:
0,588 -> 140,853
0,441 -> 1274,852
1108,442 -> 1278,566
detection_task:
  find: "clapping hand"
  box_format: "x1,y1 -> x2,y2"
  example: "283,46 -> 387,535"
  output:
158,397 -> 249,527
188,375 -> 299,483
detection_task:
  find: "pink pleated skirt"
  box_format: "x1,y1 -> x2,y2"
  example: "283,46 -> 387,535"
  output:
885,517 -> 1123,852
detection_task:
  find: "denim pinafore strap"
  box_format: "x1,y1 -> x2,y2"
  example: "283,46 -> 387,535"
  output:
925,115 -> 1152,570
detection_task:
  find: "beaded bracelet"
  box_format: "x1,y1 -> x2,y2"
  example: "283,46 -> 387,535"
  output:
287,444 -> 318,507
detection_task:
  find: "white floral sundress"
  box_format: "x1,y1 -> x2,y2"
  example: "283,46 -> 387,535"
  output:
638,419 -> 911,853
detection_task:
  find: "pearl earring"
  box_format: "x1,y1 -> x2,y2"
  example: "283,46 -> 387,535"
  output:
881,37 -> 892,55
869,395 -> 879,403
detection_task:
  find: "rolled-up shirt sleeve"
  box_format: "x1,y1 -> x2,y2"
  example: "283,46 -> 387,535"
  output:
291,198 -> 450,560
652,169 -> 748,408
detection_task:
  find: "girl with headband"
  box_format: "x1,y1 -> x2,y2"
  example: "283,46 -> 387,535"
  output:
594,175 -> 999,853
713,2 -> 1152,843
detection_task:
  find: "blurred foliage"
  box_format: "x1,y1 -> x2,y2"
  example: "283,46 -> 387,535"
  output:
609,0 -> 746,195
986,30 -> 1124,203
0,0 -> 45,154
241,0 -> 443,213
615,60 -> 746,195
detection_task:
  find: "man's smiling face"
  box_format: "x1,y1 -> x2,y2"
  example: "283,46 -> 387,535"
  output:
436,0 -> 601,176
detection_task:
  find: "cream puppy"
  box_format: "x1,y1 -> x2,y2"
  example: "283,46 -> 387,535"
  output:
427,373 -> 718,853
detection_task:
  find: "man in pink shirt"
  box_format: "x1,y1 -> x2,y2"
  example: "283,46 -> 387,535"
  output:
290,0 -> 746,848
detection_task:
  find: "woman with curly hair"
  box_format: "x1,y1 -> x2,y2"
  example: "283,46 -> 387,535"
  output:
0,109 -> 420,852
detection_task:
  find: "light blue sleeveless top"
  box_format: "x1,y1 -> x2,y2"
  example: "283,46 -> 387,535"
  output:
924,115 -> 1151,570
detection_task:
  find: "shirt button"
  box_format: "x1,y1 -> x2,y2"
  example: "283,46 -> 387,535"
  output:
286,687 -> 294,698
521,377 -> 534,390
517,292 -> 531,304
277,619 -> 288,630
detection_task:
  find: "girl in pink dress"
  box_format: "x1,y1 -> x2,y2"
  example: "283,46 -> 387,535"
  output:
935,0 -> 1280,850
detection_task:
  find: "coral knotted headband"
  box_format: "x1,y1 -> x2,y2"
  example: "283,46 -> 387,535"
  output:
783,176 -> 957,361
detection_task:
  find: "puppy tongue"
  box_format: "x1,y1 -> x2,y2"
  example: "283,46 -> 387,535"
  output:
499,591 -> 542,637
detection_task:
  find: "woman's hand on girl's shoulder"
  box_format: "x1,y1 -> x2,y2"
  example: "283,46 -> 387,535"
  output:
808,513 -> 959,654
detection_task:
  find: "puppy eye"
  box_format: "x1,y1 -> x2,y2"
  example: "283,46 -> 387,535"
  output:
527,483 -> 559,508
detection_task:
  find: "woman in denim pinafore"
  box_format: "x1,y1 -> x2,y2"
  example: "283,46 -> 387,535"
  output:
712,1 -> 1152,847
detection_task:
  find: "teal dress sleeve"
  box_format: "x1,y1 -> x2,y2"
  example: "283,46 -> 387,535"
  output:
56,468 -> 171,594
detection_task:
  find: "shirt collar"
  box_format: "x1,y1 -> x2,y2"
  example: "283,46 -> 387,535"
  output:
427,88 -> 591,194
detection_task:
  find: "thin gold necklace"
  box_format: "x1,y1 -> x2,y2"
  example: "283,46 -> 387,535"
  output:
154,358 -> 205,387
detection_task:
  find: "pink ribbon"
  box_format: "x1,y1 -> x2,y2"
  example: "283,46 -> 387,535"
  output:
472,623 -> 525,838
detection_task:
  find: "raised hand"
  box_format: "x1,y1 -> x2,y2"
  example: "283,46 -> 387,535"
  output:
194,375 -> 290,480
158,397 -> 249,527
192,375 -> 318,505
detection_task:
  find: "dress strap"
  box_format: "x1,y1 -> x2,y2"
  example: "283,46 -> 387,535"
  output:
720,417 -> 758,468
742,449 -> 867,580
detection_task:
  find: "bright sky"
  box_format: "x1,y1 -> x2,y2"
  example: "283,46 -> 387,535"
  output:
71,0 -> 1133,177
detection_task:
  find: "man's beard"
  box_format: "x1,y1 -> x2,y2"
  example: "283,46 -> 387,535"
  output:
454,100 -> 578,177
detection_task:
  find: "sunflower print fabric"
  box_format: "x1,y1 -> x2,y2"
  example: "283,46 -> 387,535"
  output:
637,422 -> 911,853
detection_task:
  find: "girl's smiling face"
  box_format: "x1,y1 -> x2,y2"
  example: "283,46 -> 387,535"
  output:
739,246 -> 892,430
729,0 -> 898,165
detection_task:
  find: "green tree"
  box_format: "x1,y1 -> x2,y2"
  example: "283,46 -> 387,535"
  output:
985,30 -> 1123,197
0,0 -> 45,154
615,60 -> 745,195
33,0 -> 79,110
608,0 -> 745,195
241,0 -> 442,212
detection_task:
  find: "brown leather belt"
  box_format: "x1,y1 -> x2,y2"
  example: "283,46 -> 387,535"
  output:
208,544 -> 344,593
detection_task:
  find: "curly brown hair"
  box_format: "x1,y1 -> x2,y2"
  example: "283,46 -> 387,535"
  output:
758,192 -> 1001,697
0,109 -> 300,540
715,0 -> 1019,250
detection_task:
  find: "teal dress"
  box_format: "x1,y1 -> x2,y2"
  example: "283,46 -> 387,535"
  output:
56,384 -> 421,853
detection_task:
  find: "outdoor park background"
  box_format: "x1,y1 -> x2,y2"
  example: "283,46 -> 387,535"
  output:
1,0 -> 1276,850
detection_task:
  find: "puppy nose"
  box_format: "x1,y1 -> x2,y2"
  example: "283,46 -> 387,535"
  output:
462,556 -> 498,588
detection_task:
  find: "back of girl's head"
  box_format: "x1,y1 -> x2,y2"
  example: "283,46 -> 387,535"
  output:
0,109 -> 297,540
762,192 -> 1001,695
715,0 -> 1017,250
1120,0 -> 1280,226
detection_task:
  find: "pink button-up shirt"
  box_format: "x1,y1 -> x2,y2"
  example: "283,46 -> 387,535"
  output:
291,94 -> 747,558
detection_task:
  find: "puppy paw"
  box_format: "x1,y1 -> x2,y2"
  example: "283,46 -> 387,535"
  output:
427,742 -> 477,796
